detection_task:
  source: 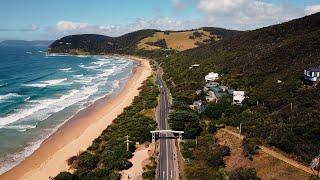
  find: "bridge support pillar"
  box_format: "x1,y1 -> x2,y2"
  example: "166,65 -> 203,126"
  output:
152,132 -> 155,143
178,133 -> 182,142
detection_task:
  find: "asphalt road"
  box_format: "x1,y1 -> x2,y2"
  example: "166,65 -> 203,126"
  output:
155,68 -> 177,180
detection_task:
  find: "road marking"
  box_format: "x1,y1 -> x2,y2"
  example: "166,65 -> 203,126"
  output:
171,170 -> 173,179
166,137 -> 169,180
163,171 -> 165,179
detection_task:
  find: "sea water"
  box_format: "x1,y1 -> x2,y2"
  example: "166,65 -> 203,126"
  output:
0,45 -> 137,174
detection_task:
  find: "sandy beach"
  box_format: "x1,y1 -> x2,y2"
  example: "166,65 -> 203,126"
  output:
0,56 -> 152,180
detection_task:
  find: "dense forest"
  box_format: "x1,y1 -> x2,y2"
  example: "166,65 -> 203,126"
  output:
54,77 -> 159,180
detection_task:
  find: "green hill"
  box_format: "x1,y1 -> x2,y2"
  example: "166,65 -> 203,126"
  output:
48,28 -> 241,54
157,12 -> 320,164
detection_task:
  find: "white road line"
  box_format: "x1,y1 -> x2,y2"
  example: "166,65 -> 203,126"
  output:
166,136 -> 169,180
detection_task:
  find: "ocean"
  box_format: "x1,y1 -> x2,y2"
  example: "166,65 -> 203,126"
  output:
0,46 -> 137,174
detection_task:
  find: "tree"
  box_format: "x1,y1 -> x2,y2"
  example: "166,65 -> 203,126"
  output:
204,104 -> 223,119
169,110 -> 201,139
208,121 -> 217,133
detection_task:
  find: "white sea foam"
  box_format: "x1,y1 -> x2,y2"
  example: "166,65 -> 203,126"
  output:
73,74 -> 84,78
0,84 -> 101,128
46,53 -> 69,57
0,93 -> 21,102
5,124 -> 37,132
59,68 -> 72,71
113,80 -> 120,89
24,78 -> 67,88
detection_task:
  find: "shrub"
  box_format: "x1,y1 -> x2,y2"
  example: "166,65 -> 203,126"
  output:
208,121 -> 217,133
54,172 -> 76,180
229,168 -> 261,180
169,110 -> 202,139
242,138 -> 261,160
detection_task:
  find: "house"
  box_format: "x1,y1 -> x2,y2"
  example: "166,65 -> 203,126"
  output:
233,91 -> 245,105
189,64 -> 200,69
190,100 -> 207,113
220,86 -> 228,92
304,66 -> 320,85
196,90 -> 202,95
206,90 -> 218,103
205,72 -> 219,82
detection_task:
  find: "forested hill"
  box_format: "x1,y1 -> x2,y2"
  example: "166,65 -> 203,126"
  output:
48,28 -> 242,54
48,29 -> 157,54
158,12 -> 320,164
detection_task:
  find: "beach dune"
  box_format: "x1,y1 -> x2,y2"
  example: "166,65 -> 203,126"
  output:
0,57 -> 152,180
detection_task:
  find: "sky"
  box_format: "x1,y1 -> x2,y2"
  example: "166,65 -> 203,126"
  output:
0,0 -> 319,41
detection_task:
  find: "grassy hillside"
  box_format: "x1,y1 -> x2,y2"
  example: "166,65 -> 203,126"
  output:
48,28 -> 241,54
138,29 -> 220,51
156,12 -> 320,164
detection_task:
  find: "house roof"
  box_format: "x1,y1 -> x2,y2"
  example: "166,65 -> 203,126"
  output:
306,66 -> 320,72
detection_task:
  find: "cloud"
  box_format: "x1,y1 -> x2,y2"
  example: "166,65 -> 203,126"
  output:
46,18 -> 200,39
305,5 -> 320,15
197,0 -> 304,29
0,25 -> 39,32
43,1 -> 319,39
57,21 -> 89,31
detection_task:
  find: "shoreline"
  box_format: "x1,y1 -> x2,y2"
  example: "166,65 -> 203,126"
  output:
0,56 -> 152,180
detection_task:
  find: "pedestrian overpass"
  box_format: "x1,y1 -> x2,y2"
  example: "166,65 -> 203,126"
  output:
150,130 -> 184,142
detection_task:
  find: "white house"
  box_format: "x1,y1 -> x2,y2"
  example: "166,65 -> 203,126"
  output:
233,91 -> 245,105
205,72 -> 219,82
304,66 -> 320,86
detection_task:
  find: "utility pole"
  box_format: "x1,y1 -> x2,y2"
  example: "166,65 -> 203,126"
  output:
125,135 -> 130,151
196,136 -> 198,146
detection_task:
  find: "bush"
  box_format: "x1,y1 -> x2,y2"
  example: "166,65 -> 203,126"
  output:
67,155 -> 78,166
207,152 -> 224,168
208,121 -> 217,133
229,168 -> 261,180
54,172 -> 76,180
203,104 -> 223,119
242,138 -> 261,160
169,110 -> 202,139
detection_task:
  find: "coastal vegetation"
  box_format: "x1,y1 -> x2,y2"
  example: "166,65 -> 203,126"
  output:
156,12 -> 320,165
54,77 -> 159,180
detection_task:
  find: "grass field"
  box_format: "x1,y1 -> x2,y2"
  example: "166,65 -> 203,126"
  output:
215,129 -> 309,180
138,29 -> 220,51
